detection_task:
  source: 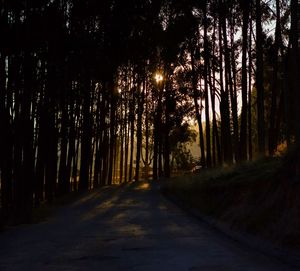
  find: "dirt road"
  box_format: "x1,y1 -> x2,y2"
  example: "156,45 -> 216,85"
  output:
0,181 -> 297,270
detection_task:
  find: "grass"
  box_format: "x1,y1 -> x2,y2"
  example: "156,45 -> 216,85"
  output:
163,151 -> 300,249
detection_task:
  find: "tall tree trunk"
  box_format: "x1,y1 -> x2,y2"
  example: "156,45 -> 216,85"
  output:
79,80 -> 92,190
209,53 -> 221,166
58,102 -> 69,195
119,104 -> 124,183
222,8 -> 238,162
143,85 -> 150,180
0,52 -> 13,217
204,5 -> 212,168
45,108 -> 58,202
164,80 -> 171,178
108,84 -> 116,185
229,13 -> 239,162
208,20 -> 221,166
290,0 -> 300,145
72,114 -> 81,191
135,80 -> 145,181
35,105 -> 47,205
256,0 -> 266,156
153,84 -> 162,179
101,130 -> 109,185
129,85 -> 135,181
240,1 -> 250,160
248,17 -> 253,161
66,101 -> 76,189
158,138 -> 163,177
219,3 -> 233,164
268,0 -> 281,156
124,103 -> 129,182
190,42 -> 206,167
20,50 -> 36,222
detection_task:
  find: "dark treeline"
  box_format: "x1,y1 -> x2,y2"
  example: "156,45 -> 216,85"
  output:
0,0 -> 299,223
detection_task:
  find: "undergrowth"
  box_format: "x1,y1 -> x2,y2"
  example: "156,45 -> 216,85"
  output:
163,151 -> 300,249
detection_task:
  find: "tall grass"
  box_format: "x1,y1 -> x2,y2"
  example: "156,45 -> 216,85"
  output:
163,156 -> 300,248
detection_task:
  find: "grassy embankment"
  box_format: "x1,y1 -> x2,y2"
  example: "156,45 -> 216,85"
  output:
163,149 -> 300,249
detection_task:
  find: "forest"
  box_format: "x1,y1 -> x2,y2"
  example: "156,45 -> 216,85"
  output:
0,0 -> 299,225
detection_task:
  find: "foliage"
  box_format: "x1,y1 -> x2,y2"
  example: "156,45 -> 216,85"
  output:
169,122 -> 197,170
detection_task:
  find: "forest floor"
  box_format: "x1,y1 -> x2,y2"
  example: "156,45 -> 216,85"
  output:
0,180 -> 298,271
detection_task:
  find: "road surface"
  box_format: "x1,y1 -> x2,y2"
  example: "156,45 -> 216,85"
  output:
0,181 -> 297,271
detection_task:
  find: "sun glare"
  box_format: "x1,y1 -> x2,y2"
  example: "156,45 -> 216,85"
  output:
155,73 -> 163,83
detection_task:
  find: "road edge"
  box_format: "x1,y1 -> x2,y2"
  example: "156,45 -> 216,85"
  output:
160,185 -> 300,269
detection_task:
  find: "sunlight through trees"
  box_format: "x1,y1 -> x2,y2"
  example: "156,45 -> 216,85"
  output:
0,0 -> 299,224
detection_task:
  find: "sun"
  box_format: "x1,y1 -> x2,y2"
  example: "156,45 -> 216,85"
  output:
154,73 -> 163,83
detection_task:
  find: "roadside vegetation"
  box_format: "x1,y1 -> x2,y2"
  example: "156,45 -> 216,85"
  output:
163,147 -> 300,249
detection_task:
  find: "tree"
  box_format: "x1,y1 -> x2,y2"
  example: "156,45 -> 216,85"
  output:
1,0 -> 298,225
239,0 -> 250,160
256,0 -> 266,156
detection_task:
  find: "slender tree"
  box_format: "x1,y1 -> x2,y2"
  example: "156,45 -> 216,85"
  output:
256,0 -> 266,155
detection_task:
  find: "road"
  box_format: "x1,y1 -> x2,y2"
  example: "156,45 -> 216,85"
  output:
0,181 -> 297,271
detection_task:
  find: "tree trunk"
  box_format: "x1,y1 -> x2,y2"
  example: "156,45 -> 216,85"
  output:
0,53 -> 13,217
240,1 -> 250,160
108,84 -> 116,185
66,101 -> 76,189
290,0 -> 300,145
268,0 -> 281,156
164,81 -> 171,178
230,14 -> 240,162
222,8 -> 238,162
248,23 -> 253,161
129,86 -> 135,181
135,80 -> 145,181
58,102 -> 69,195
190,42 -> 206,167
256,0 -> 266,156
79,80 -> 92,190
119,107 -> 124,183
204,5 -> 212,168
219,4 -> 233,164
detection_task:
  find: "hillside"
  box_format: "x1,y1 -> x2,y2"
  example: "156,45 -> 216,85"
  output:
163,148 -> 300,249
